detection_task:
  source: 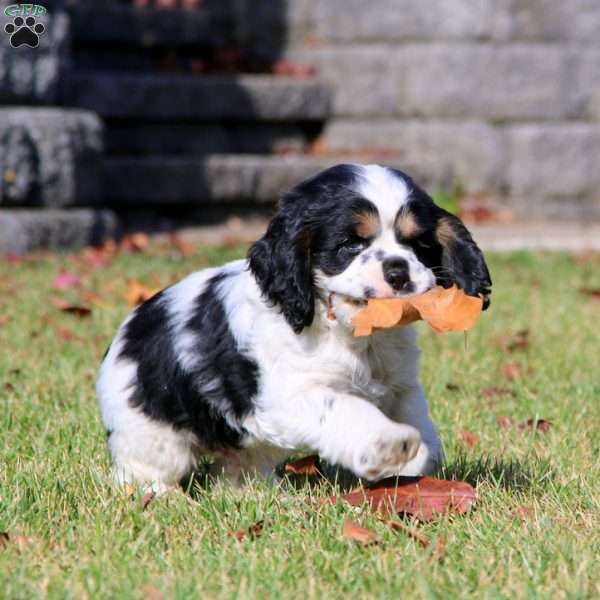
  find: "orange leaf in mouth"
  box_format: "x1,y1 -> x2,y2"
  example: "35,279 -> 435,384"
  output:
352,286 -> 483,337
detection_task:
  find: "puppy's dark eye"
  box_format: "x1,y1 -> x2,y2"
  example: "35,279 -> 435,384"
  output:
338,238 -> 366,255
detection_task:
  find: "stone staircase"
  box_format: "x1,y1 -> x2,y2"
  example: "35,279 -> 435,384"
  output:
65,1 -> 336,212
1,1 -> 340,252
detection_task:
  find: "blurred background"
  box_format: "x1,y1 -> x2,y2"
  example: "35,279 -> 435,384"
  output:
1,0 -> 600,254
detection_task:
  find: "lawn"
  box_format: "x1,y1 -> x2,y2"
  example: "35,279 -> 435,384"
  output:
1,242 -> 599,599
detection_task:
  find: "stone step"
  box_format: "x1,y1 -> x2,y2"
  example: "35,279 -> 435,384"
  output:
68,2 -> 311,49
66,73 -> 331,121
0,209 -> 117,255
69,3 -> 230,48
0,108 -> 104,208
102,155 -> 402,205
105,122 -> 314,156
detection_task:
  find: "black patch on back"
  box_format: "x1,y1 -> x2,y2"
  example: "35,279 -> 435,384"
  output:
118,273 -> 258,450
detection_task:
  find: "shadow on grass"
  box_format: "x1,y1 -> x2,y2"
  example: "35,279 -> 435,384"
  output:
438,453 -> 554,492
181,453 -> 554,499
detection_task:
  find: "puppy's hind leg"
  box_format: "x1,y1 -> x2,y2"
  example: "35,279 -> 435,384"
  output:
107,415 -> 200,495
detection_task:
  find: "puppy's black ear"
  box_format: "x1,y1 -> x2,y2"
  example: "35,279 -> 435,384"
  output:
248,203 -> 314,333
435,212 -> 492,310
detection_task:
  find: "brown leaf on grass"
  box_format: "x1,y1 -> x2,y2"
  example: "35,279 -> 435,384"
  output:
352,286 -> 483,337
232,520 -> 264,542
511,506 -> 535,522
495,329 -> 530,353
385,519 -> 429,547
497,415 -> 514,430
141,491 -> 155,510
0,315 -> 10,326
457,430 -> 479,449
0,532 -> 36,551
432,536 -> 447,561
497,416 -> 551,433
120,233 -> 150,253
481,387 -> 515,399
50,297 -> 92,317
141,584 -> 164,600
52,271 -> 82,290
4,382 -> 15,393
80,241 -> 118,268
55,326 -> 83,343
517,418 -> 552,433
579,287 -> 600,300
328,476 -> 477,521
501,362 -> 525,380
284,455 -> 321,476
168,233 -> 196,257
342,519 -> 381,545
79,290 -> 105,305
125,280 -> 162,307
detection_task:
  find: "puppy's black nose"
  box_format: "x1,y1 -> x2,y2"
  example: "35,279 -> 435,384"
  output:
382,257 -> 412,291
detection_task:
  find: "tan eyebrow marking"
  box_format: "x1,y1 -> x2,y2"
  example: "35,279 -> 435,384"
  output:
354,210 -> 381,239
436,217 -> 456,245
396,209 -> 423,239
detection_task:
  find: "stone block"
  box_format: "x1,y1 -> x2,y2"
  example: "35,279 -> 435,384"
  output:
508,124 -> 600,197
67,74 -> 331,121
323,119 -> 505,192
312,0 -> 494,42
0,208 -> 118,254
0,3 -> 69,103
0,108 -> 104,207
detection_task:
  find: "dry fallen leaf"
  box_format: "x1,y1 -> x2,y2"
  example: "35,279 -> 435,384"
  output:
52,271 -> 82,290
511,506 -> 535,522
501,362 -> 525,380
125,280 -> 162,307
385,519 -> 429,547
517,418 -> 552,433
55,326 -> 83,343
141,491 -> 155,510
481,387 -> 515,399
328,476 -> 477,521
0,315 -> 10,327
121,232 -> 150,253
168,233 -> 196,257
495,329 -> 530,353
352,286 -> 483,337
497,415 -> 514,430
458,431 -> 479,449
0,532 -> 36,552
141,584 -> 164,600
50,297 -> 92,318
579,287 -> 600,300
232,520 -> 264,542
342,519 -> 381,545
285,455 -> 321,477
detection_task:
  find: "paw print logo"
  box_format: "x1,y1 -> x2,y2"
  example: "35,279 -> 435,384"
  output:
5,16 -> 45,48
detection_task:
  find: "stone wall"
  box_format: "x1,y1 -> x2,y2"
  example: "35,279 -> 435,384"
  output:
1,0 -> 600,255
288,0 -> 600,219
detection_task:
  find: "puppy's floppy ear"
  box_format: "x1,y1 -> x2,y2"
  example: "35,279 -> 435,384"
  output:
248,202 -> 314,333
435,211 -> 492,310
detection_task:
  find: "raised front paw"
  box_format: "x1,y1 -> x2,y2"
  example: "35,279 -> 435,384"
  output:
353,423 -> 421,480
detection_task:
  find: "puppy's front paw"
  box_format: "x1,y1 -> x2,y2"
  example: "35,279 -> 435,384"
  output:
353,424 -> 421,480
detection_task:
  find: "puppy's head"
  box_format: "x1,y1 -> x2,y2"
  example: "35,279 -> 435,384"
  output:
249,164 -> 491,333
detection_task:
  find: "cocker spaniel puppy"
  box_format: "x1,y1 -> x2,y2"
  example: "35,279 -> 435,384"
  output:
98,164 -> 491,492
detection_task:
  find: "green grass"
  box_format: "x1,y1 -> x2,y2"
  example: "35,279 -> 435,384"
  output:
1,244 -> 599,599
